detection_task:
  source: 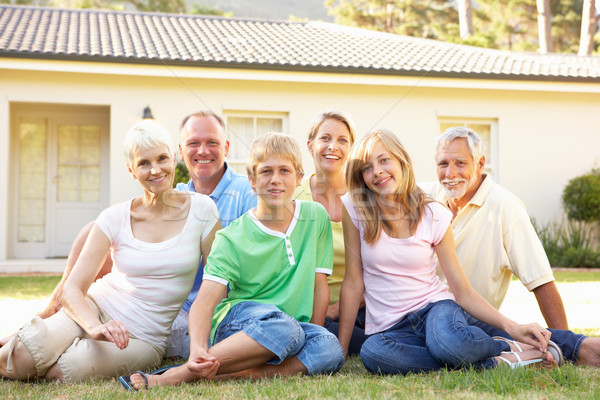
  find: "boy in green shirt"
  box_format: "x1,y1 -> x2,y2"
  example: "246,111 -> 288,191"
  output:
122,132 -> 344,389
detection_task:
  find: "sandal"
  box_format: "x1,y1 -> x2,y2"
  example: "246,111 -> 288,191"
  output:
546,340 -> 564,366
496,351 -> 545,369
118,370 -> 148,391
493,336 -> 564,366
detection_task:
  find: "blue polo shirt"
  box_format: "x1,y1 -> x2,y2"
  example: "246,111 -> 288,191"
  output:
176,162 -> 256,312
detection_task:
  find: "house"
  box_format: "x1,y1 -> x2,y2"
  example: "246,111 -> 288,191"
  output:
1,4 -> 599,262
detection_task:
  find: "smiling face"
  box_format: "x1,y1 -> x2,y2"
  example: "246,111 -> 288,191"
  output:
129,145 -> 176,194
308,118 -> 352,175
250,155 -> 301,212
179,115 -> 229,189
435,138 -> 485,201
361,140 -> 404,199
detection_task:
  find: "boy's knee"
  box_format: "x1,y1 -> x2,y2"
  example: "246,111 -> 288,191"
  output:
299,330 -> 344,375
245,311 -> 305,358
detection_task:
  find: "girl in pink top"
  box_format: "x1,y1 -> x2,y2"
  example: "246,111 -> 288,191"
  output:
338,129 -> 558,374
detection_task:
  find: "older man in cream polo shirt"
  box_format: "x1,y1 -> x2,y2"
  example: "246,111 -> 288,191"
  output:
427,126 -> 600,366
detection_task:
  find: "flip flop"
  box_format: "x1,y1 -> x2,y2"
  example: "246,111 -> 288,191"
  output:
149,364 -> 181,375
118,370 -> 148,391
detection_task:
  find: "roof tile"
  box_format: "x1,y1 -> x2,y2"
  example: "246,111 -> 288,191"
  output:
0,5 -> 599,81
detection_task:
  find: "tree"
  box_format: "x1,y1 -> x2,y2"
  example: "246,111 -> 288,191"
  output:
551,0 -> 584,54
536,0 -> 553,52
473,0 -> 538,51
128,0 -> 185,13
457,0 -> 473,38
324,0 -> 458,40
579,0 -> 599,55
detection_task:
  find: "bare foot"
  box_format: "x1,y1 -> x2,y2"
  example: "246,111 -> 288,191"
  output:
129,364 -> 199,389
575,337 -> 600,367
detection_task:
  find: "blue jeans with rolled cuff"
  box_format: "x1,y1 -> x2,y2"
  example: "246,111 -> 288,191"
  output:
360,300 -> 509,375
213,301 -> 345,375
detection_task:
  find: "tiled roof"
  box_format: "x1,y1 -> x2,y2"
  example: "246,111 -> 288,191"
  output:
1,5 -> 600,82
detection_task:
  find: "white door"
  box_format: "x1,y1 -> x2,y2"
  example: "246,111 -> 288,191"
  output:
11,104 -> 109,258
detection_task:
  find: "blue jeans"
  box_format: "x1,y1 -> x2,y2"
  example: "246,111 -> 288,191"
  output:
324,306 -> 370,356
360,300 -> 508,375
214,301 -> 344,375
462,313 -> 586,363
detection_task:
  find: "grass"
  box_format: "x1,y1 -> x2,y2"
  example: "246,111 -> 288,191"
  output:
1,272 -> 599,399
0,275 -> 61,300
1,271 -> 598,300
552,270 -> 600,283
1,357 -> 599,399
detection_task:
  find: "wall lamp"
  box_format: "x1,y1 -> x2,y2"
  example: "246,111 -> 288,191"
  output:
142,105 -> 154,120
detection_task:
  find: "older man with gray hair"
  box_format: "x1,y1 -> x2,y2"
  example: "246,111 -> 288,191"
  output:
426,126 -> 600,366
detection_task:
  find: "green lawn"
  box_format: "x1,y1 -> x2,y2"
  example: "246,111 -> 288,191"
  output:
0,275 -> 61,300
1,272 -> 599,399
1,270 -> 597,300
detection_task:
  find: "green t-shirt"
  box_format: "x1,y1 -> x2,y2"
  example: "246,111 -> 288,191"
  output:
204,200 -> 333,341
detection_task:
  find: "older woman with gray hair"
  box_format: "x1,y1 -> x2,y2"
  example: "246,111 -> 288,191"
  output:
0,120 -> 220,382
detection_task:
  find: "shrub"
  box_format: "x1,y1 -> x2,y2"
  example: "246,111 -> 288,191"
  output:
562,168 -> 600,222
558,247 -> 600,269
533,218 -> 600,268
173,160 -> 190,187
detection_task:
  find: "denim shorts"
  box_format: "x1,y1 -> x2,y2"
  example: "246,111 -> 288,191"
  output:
214,301 -> 344,375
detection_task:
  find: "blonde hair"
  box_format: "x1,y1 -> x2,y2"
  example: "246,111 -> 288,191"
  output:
307,110 -> 356,144
246,132 -> 304,181
123,120 -> 174,167
346,129 -> 431,244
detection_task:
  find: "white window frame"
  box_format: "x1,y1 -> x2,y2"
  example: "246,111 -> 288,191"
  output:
223,110 -> 289,174
438,117 -> 499,180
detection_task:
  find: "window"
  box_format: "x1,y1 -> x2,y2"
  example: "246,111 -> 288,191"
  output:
438,117 -> 498,178
224,111 -> 289,174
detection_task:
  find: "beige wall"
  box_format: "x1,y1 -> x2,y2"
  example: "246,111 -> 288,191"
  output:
1,60 -> 599,259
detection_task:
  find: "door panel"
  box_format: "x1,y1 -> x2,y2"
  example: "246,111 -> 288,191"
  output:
48,118 -> 107,257
10,104 -> 109,259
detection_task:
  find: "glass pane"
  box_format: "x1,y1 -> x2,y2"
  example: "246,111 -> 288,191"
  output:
257,118 -> 283,135
18,199 -> 45,225
227,117 -> 254,160
58,125 -> 80,164
81,126 -> 101,164
466,123 -> 491,166
20,119 -> 47,146
18,226 -> 45,243
58,165 -> 79,202
19,172 -> 46,197
80,166 -> 100,202
18,118 -> 46,243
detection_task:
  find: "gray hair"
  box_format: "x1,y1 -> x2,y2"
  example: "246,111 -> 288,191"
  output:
434,126 -> 485,163
123,120 -> 175,167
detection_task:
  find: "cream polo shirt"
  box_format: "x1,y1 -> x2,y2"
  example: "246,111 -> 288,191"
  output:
427,174 -> 555,309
